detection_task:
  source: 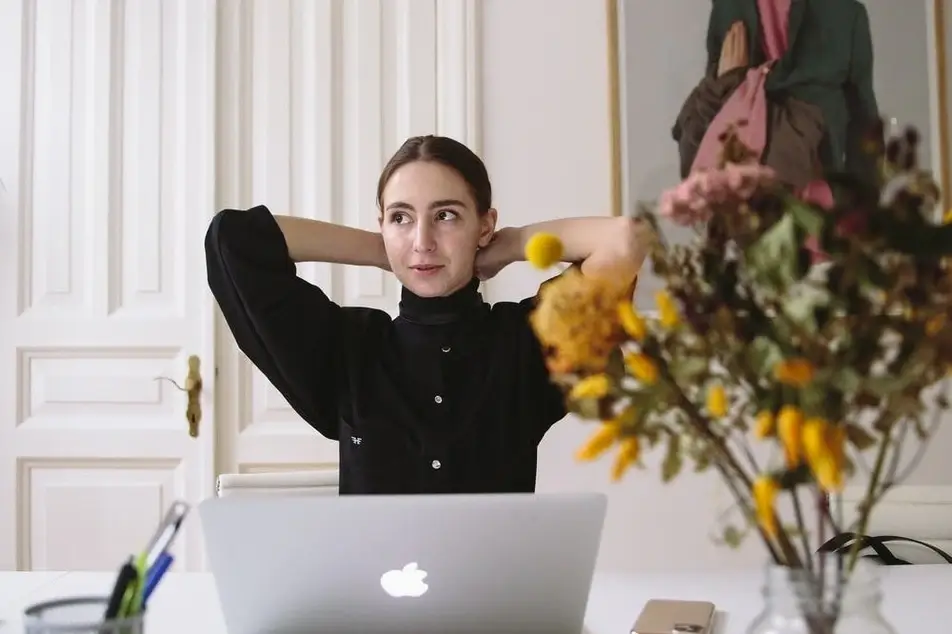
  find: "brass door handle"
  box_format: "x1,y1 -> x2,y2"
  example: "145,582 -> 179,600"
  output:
155,355 -> 204,437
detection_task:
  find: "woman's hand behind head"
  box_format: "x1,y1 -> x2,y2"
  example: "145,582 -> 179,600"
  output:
474,227 -> 523,281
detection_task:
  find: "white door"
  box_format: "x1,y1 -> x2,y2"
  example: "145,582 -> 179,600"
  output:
213,0 -> 481,476
0,0 -> 218,571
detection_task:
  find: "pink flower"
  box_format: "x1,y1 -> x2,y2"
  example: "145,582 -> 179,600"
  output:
659,163 -> 777,226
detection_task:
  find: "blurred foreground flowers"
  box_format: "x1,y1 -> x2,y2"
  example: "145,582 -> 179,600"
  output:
527,121 -> 952,591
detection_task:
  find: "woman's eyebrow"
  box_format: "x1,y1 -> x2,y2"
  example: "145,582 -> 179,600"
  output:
428,199 -> 466,209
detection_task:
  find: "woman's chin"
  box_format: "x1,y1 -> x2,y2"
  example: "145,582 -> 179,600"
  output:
398,268 -> 469,298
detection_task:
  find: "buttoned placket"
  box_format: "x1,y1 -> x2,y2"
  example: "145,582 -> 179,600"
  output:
425,341 -> 452,478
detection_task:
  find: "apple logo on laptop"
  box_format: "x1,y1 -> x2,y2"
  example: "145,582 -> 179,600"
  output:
380,562 -> 428,598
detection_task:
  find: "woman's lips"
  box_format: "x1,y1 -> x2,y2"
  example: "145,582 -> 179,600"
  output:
410,264 -> 443,276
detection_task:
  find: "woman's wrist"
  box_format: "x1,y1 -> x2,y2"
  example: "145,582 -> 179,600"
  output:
499,226 -> 528,265
372,233 -> 392,271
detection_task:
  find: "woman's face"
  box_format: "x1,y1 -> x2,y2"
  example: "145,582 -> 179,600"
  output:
379,160 -> 496,297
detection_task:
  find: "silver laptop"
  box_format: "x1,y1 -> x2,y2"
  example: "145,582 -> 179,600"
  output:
198,492 -> 607,634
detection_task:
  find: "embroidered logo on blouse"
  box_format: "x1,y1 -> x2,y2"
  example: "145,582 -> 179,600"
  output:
351,436 -> 362,445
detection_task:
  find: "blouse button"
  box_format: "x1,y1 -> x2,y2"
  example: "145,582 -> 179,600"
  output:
434,395 -> 443,404
441,346 -> 451,353
431,460 -> 442,470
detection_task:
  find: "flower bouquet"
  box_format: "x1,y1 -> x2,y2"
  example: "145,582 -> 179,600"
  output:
525,121 -> 951,633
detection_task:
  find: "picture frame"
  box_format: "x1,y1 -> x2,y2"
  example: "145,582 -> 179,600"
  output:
605,0 -> 952,217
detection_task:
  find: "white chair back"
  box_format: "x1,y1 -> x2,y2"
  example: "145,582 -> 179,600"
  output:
215,469 -> 339,497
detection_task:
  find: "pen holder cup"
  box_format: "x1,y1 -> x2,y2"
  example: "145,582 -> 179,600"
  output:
22,596 -> 144,634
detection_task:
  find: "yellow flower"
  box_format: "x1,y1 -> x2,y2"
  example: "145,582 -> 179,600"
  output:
803,419 -> 846,492
753,410 -> 775,438
575,422 -> 621,461
529,267 -> 628,374
524,232 -> 564,269
777,406 -> 804,467
753,475 -> 780,538
828,424 -> 846,466
814,461 -> 843,492
802,418 -> 829,464
706,384 -> 728,418
617,301 -> 647,341
943,209 -> 952,224
773,358 -> 815,387
624,353 -> 659,385
569,374 -> 612,400
611,436 -> 640,481
824,425 -> 847,491
655,290 -> 679,328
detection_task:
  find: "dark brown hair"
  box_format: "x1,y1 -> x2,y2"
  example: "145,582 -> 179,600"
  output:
376,135 -> 492,215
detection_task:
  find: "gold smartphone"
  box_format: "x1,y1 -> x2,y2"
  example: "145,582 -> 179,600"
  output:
631,599 -> 716,634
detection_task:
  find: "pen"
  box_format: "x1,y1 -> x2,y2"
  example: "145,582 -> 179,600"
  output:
100,502 -> 190,623
142,501 -> 190,568
142,552 -> 175,606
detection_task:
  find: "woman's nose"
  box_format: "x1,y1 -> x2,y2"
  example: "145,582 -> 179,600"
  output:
413,224 -> 436,252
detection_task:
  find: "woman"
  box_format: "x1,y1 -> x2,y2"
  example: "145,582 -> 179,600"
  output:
205,135 -> 648,494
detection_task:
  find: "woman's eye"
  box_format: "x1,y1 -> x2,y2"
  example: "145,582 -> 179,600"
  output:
437,210 -> 458,221
390,212 -> 409,224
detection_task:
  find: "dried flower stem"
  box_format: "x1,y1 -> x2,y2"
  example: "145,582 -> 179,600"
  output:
791,492 -> 813,572
663,370 -> 802,566
816,490 -> 828,616
846,429 -> 892,572
886,395 -> 946,486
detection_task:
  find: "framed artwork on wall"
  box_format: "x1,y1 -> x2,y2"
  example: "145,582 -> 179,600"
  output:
606,0 -> 951,219
605,0 -> 952,307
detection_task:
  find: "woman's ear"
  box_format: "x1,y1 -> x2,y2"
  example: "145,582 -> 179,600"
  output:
478,208 -> 498,247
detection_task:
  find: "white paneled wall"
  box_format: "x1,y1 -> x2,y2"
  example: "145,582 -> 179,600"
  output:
0,0 -> 479,572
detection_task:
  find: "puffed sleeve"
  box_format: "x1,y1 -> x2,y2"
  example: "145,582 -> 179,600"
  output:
844,3 -> 880,186
205,205 -> 344,440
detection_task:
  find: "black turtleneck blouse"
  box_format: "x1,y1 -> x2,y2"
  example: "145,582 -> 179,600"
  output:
205,205 -> 568,494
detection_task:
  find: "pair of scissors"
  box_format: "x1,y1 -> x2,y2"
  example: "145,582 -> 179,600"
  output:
117,553 -> 149,618
102,555 -> 143,621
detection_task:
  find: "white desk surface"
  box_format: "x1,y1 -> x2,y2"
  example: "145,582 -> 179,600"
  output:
1,565 -> 948,633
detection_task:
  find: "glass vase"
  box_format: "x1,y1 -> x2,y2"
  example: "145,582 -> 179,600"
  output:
746,558 -> 896,634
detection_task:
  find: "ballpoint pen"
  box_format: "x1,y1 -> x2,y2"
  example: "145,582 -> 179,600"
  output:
102,500 -> 190,623
142,552 -> 175,606
142,501 -> 190,568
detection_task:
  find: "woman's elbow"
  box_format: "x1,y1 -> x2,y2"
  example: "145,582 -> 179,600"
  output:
581,217 -> 650,282
613,216 -> 650,273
